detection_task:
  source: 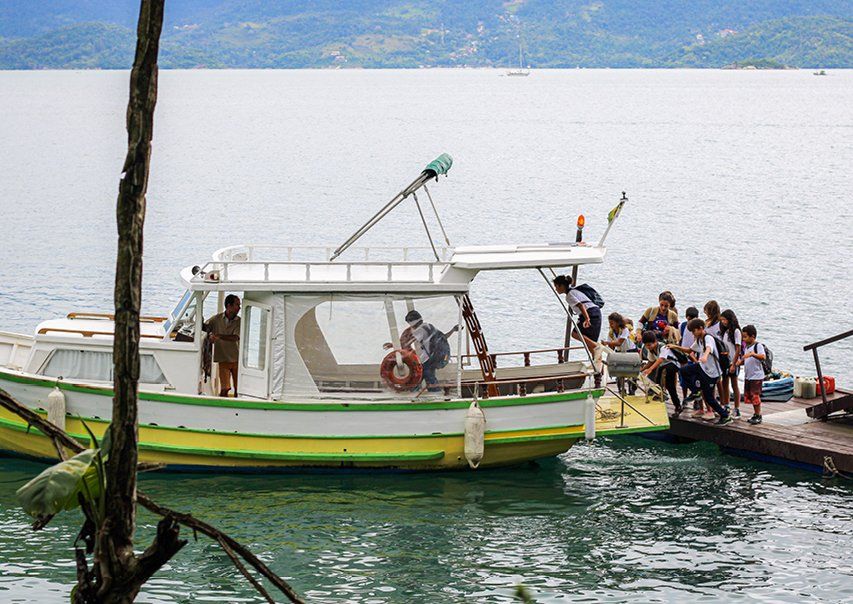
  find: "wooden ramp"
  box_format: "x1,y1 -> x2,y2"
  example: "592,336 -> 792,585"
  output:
659,389 -> 853,475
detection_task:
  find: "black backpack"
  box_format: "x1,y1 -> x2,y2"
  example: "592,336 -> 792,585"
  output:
708,334 -> 730,357
422,323 -> 451,366
751,343 -> 773,375
572,284 -> 605,308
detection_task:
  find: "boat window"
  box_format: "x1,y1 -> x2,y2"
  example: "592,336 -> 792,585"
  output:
170,293 -> 200,341
282,294 -> 462,399
162,290 -> 193,335
41,349 -> 168,384
242,305 -> 268,371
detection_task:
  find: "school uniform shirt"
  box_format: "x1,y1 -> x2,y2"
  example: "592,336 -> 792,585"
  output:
691,334 -> 721,379
680,327 -> 696,350
705,321 -> 721,338
744,342 -> 766,380
204,312 -> 241,364
723,328 -> 742,359
643,344 -> 678,367
566,289 -> 596,314
614,327 -> 631,352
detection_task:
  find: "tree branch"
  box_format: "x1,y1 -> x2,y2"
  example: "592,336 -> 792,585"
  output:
217,535 -> 275,604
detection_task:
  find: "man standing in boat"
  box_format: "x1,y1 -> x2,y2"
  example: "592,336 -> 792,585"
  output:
204,294 -> 241,397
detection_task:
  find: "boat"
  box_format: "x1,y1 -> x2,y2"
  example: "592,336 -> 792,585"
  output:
813,70 -> 827,76
0,154 -> 665,472
506,35 -> 530,77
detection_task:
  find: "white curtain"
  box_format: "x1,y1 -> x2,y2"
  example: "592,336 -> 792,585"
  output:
42,349 -> 167,384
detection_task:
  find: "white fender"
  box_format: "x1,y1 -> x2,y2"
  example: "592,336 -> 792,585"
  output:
584,392 -> 596,441
464,401 -> 486,469
47,386 -> 66,432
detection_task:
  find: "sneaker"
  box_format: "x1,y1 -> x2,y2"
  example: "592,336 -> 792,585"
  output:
702,411 -> 716,421
748,415 -> 763,425
734,407 -> 741,417
691,409 -> 705,418
670,406 -> 684,419
716,415 -> 734,426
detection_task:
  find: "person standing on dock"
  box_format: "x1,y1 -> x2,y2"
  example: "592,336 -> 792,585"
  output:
739,324 -> 766,425
678,307 -> 700,406
720,309 -> 743,416
682,318 -> 732,425
640,331 -> 684,418
639,292 -> 679,343
204,294 -> 242,397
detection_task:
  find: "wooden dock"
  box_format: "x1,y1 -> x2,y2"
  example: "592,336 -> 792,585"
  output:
646,389 -> 853,475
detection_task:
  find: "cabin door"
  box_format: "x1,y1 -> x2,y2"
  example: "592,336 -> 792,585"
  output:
238,302 -> 271,399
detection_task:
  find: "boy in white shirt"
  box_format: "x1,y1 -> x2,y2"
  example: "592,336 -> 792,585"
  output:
680,318 -> 732,425
738,324 -> 766,425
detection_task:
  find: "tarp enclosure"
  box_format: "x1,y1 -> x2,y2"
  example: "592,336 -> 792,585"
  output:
269,293 -> 464,400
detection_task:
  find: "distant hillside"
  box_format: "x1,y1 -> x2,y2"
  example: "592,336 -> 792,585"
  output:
0,0 -> 850,69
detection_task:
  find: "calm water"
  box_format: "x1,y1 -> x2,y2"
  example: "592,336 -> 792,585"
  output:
1,69 -> 852,602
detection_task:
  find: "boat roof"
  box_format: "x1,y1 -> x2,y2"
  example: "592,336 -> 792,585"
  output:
180,242 -> 606,293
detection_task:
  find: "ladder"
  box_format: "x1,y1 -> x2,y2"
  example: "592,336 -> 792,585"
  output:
461,294 -> 499,397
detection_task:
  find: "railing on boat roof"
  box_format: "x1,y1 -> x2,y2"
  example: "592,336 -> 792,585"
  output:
191,259 -> 451,286
213,244 -> 454,264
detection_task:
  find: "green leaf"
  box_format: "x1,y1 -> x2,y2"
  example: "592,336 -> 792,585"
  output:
15,449 -> 100,518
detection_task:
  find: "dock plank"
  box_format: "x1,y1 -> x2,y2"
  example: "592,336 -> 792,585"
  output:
662,388 -> 853,474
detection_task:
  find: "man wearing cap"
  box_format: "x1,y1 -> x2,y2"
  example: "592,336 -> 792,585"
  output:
204,294 -> 242,397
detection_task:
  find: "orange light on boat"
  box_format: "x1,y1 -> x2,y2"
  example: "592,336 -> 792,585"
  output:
577,214 -> 585,229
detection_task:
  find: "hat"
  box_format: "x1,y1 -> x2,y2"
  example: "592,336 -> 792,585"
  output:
405,310 -> 422,325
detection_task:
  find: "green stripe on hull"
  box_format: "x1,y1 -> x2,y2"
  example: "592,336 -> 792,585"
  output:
0,369 -> 602,412
0,415 -> 585,444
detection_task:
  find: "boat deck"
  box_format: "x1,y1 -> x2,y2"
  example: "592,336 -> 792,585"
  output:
654,388 -> 853,474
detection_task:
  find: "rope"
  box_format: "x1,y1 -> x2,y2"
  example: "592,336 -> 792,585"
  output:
823,456 -> 853,480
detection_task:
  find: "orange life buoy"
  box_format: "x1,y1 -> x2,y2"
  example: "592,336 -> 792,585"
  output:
380,349 -> 423,392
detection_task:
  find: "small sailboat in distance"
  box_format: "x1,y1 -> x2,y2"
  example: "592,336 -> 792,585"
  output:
506,35 -> 530,77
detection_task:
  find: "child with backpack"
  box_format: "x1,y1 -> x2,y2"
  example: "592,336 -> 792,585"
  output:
719,309 -> 743,416
552,275 -> 602,350
678,307 -> 699,405
681,318 -> 733,425
738,324 -> 766,425
640,331 -> 684,417
639,292 -> 679,343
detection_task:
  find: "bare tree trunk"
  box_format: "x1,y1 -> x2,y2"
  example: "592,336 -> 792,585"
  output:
96,1 -> 174,601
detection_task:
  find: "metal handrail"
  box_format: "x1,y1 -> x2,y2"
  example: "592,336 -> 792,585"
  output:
193,260 -> 449,284
38,328 -> 162,339
213,244 -> 454,263
460,345 -> 588,366
803,328 -> 853,407
67,312 -> 167,323
469,370 -> 587,398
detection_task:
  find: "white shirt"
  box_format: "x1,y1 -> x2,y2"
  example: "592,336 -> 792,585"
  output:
723,328 -> 742,359
744,342 -> 766,380
612,327 -> 631,352
566,289 -> 595,313
643,343 -> 677,366
692,334 -> 721,378
705,321 -> 721,338
680,326 -> 696,350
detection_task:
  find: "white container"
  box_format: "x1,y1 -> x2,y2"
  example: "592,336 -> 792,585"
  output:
795,377 -> 816,399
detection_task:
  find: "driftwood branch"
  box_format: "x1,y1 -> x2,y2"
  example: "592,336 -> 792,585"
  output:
217,536 -> 275,604
0,386 -> 303,602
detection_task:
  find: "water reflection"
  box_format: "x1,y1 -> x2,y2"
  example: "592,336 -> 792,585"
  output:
2,437 -> 852,603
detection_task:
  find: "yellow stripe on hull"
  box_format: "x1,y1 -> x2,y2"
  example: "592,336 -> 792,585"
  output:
0,409 -> 580,471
